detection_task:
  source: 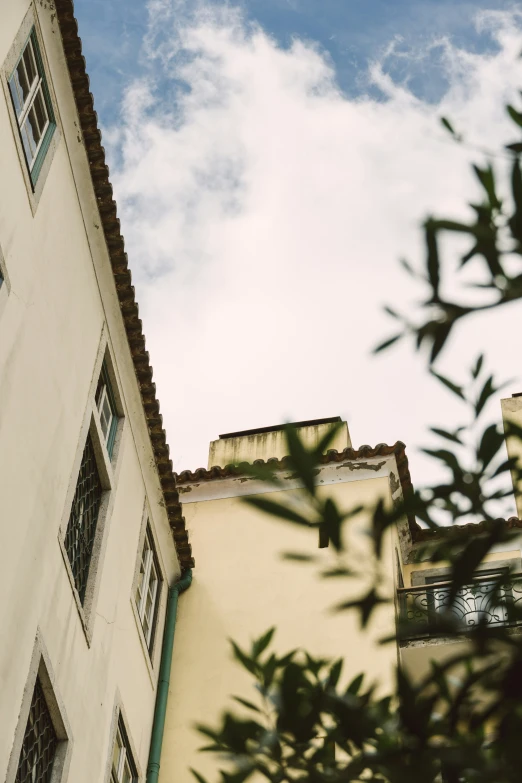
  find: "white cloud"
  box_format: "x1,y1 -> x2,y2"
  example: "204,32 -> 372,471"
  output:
107,4 -> 522,494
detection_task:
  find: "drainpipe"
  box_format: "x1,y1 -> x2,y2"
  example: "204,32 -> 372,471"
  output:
146,569 -> 193,783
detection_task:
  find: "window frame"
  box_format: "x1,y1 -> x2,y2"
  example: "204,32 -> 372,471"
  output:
5,631 -> 72,783
95,359 -> 120,461
0,242 -> 9,320
63,429 -> 105,605
111,718 -> 138,783
58,337 -> 126,645
105,703 -> 141,783
135,524 -> 162,651
1,7 -> 61,210
7,27 -> 56,187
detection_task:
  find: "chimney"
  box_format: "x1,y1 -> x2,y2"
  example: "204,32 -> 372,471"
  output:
207,416 -> 351,469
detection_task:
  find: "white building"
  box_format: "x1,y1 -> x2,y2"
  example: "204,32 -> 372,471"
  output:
0,2 -> 193,782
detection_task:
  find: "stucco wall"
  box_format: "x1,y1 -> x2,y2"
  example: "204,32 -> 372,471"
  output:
0,3 -> 179,780
160,470 -> 399,783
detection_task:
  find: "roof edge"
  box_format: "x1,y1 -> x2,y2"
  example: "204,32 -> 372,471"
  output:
54,0 -> 193,571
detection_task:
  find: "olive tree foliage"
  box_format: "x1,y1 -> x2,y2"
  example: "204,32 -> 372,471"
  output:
190,98 -> 522,783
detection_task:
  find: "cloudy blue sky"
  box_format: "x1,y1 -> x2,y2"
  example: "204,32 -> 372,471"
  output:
74,0 -> 522,494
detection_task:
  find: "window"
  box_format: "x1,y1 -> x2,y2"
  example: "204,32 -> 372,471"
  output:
135,525 -> 161,650
8,29 -> 56,187
64,432 -> 103,603
15,676 -> 58,783
111,718 -> 137,783
95,361 -> 119,460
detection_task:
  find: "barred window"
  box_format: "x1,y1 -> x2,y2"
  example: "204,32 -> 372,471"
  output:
135,525 -> 161,650
15,677 -> 57,783
111,718 -> 137,783
95,361 -> 119,460
8,29 -> 56,186
64,433 -> 103,603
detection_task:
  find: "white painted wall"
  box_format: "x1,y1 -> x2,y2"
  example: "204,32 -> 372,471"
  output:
0,2 -> 180,780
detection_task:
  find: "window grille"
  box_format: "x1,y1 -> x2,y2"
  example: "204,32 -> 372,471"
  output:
135,525 -> 161,650
15,677 -> 57,783
64,433 -> 102,603
8,29 -> 56,186
95,361 -> 118,459
111,718 -> 137,783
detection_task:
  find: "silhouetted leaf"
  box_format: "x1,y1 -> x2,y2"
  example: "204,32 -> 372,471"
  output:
281,552 -> 317,562
346,673 -> 364,695
473,163 -> 501,211
471,354 -> 484,379
430,427 -> 464,445
373,334 -> 403,353
252,628 -> 275,659
230,641 -> 259,676
430,369 -> 466,400
327,659 -> 343,689
474,374 -> 495,418
314,420 -> 344,459
441,116 -> 459,138
191,769 -> 210,783
477,423 -> 504,469
232,696 -> 262,713
425,220 -> 440,301
285,425 -> 318,496
507,104 -> 522,128
243,496 -> 311,526
335,590 -> 388,628
509,155 -> 522,242
448,523 -> 504,602
322,497 -> 344,551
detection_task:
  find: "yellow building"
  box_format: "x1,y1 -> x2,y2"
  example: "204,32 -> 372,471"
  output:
160,416 -> 522,783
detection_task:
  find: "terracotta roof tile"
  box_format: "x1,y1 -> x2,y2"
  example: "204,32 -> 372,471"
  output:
54,1 -> 193,571
175,443 -> 522,544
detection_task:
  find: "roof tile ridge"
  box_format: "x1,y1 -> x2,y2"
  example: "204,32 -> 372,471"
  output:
54,0 -> 193,570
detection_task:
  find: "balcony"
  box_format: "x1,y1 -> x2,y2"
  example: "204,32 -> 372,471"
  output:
397,573 -> 522,643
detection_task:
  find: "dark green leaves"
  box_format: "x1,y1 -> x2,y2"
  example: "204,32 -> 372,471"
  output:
471,354 -> 484,380
430,369 -> 466,400
477,424 -> 504,470
425,219 -> 441,302
373,334 -> 403,354
507,103 -> 522,128
243,496 -> 310,527
441,116 -> 461,141
335,589 -> 389,628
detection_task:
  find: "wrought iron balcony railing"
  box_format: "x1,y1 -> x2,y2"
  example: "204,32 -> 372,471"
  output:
397,573 -> 522,641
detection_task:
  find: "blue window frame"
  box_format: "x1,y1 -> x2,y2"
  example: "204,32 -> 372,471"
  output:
8,28 -> 56,188
95,361 -> 119,460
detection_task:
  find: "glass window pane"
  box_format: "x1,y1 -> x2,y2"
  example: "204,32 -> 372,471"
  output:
33,87 -> 49,136
23,42 -> 38,89
23,107 -> 41,161
112,730 -> 123,777
14,58 -> 30,109
20,124 -> 34,164
122,757 -> 133,783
